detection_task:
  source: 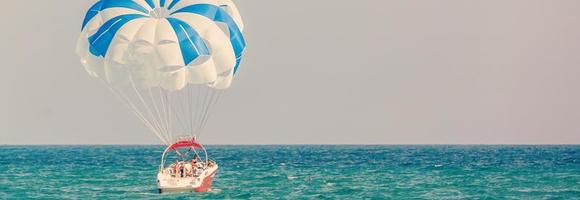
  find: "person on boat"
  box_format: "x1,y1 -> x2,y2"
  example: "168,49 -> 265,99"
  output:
185,161 -> 193,177
168,163 -> 174,177
188,157 -> 197,176
192,155 -> 203,168
171,161 -> 179,177
178,161 -> 185,178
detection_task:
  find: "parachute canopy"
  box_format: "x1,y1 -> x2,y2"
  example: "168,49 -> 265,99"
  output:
76,0 -> 246,144
77,0 -> 246,90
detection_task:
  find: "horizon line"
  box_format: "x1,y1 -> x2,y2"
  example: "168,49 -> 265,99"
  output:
1,143 -> 579,146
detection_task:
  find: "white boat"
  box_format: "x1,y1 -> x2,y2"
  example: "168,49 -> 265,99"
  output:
157,138 -> 218,193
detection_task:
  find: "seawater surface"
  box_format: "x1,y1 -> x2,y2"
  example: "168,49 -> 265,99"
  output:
0,145 -> 579,199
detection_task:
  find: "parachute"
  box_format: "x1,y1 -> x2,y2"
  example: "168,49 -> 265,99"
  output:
76,0 -> 246,144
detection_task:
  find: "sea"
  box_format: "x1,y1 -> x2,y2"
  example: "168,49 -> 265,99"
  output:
0,145 -> 578,199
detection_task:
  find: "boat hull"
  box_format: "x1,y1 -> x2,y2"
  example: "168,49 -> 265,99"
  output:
157,164 -> 218,193
194,171 -> 215,193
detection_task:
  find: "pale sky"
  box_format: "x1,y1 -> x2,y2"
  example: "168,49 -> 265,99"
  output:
1,0 -> 579,145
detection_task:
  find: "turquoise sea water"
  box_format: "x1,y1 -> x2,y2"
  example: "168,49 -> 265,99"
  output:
0,145 -> 579,199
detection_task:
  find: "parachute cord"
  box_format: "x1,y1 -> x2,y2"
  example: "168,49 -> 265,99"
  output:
97,78 -> 169,144
207,91 -> 224,130
148,87 -> 168,137
187,83 -> 195,135
192,85 -> 203,136
165,91 -> 173,142
176,84 -> 189,135
158,89 -> 172,141
196,89 -> 214,134
185,84 -> 191,135
192,86 -> 198,136
128,76 -> 169,142
196,89 -> 218,138
159,89 -> 169,140
198,90 -> 223,135
168,90 -> 187,137
119,87 -> 168,145
186,84 -> 192,136
196,86 -> 212,138
196,85 -> 204,134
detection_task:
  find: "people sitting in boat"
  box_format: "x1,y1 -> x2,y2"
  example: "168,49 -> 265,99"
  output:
169,161 -> 178,177
192,155 -> 203,168
165,156 -> 208,178
176,161 -> 185,178
190,156 -> 202,176
185,161 -> 193,177
179,161 -> 185,178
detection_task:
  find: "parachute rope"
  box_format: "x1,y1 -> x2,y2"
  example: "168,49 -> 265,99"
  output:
98,78 -> 169,144
148,87 -> 167,135
198,89 -> 223,136
128,76 -> 168,141
99,75 -> 224,145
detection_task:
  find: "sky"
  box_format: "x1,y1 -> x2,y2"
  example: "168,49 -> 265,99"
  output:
0,0 -> 579,145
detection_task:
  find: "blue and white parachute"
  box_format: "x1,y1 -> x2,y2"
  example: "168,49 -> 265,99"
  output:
76,0 -> 246,144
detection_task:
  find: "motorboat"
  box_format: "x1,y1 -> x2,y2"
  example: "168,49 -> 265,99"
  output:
157,138 -> 218,193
